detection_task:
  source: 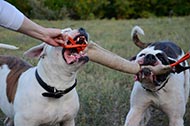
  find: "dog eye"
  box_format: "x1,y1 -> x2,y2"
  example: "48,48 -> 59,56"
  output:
139,53 -> 145,57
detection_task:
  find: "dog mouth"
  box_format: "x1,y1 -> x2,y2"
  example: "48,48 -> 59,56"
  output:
136,57 -> 169,87
62,28 -> 89,64
136,67 -> 157,84
63,49 -> 89,64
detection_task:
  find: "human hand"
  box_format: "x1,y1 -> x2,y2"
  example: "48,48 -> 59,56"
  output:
17,17 -> 70,46
42,28 -> 68,46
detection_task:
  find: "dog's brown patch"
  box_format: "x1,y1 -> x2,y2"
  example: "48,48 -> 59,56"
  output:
0,56 -> 32,103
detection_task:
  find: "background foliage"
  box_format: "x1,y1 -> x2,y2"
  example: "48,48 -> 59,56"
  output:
7,0 -> 190,20
0,16 -> 190,126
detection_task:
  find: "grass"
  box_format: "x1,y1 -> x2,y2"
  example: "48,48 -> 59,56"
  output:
0,16 -> 190,126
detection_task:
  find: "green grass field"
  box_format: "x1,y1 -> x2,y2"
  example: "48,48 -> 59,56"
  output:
0,16 -> 190,126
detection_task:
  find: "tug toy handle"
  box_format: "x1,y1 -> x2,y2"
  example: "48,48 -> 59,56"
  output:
58,36 -> 88,53
170,52 -> 190,67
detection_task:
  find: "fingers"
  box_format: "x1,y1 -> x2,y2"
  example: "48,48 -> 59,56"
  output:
46,39 -> 60,46
43,28 -> 69,46
53,29 -> 69,45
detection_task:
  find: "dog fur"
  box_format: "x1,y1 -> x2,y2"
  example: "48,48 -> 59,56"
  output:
124,26 -> 190,126
0,28 -> 89,126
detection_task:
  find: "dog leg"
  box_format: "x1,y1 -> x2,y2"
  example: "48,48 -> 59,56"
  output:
160,99 -> 185,126
125,82 -> 151,126
139,107 -> 152,126
162,98 -> 185,126
4,117 -> 14,126
124,107 -> 146,126
166,105 -> 185,126
168,117 -> 184,126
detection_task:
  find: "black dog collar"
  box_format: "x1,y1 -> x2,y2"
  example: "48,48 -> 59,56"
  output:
35,69 -> 77,98
142,76 -> 170,92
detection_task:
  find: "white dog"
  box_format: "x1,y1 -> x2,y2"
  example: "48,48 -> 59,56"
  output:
0,28 -> 89,126
125,26 -> 190,126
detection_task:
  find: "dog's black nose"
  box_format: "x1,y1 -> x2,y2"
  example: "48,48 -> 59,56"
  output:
143,54 -> 157,65
78,27 -> 88,41
79,28 -> 86,33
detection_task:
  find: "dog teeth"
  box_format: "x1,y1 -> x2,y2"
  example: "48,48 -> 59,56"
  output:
142,74 -> 145,79
84,40 -> 88,44
79,51 -> 83,54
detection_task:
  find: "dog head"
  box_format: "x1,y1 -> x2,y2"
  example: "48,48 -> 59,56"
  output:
133,44 -> 175,90
24,28 -> 89,73
131,26 -> 188,91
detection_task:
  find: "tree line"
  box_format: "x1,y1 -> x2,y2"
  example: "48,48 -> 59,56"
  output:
8,0 -> 190,20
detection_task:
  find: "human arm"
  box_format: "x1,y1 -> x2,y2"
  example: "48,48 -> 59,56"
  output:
17,17 -> 64,46
0,0 -> 65,46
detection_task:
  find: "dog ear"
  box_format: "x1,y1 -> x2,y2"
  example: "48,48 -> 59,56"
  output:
23,43 -> 46,58
156,53 -> 170,65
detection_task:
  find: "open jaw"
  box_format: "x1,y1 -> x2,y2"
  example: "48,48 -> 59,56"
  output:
62,30 -> 89,64
136,67 -> 156,84
136,64 -> 170,89
63,49 -> 88,64
135,58 -> 171,88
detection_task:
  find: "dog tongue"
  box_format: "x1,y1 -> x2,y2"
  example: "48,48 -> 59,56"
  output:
64,50 -> 80,64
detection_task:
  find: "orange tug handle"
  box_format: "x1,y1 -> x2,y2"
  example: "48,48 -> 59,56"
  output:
170,52 -> 190,67
58,36 -> 88,53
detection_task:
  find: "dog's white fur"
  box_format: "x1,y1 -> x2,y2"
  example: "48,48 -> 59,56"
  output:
131,26 -> 144,37
0,29 -> 88,126
125,26 -> 190,126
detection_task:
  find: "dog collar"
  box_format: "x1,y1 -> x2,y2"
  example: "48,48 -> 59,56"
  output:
142,75 -> 170,92
35,69 -> 77,98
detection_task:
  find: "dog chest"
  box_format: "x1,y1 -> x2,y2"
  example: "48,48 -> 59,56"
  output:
0,56 -> 32,103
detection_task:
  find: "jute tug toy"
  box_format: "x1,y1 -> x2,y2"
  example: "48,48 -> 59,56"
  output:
59,31 -> 190,75
84,42 -> 190,74
58,33 -> 141,74
83,41 -> 140,74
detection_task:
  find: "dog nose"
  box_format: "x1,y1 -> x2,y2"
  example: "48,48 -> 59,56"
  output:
79,28 -> 86,33
78,27 -> 88,41
143,54 -> 157,65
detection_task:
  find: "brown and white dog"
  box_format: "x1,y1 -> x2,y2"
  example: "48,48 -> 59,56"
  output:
125,26 -> 190,126
0,28 -> 89,126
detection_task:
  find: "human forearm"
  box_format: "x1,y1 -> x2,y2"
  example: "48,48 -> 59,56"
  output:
0,0 -> 67,46
0,0 -> 54,42
18,17 -> 48,42
17,17 -> 65,46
